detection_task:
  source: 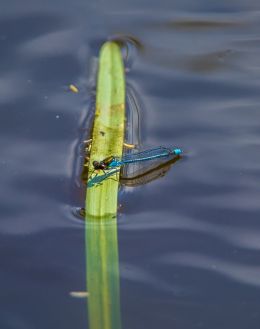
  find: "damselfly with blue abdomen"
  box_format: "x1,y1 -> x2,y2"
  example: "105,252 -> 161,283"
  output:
92,146 -> 182,172
87,146 -> 182,185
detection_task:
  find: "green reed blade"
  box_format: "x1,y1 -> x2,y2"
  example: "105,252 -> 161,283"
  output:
86,41 -> 125,218
85,41 -> 125,329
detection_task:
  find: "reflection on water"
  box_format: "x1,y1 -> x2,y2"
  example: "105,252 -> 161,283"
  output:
86,216 -> 121,329
155,17 -> 247,30
160,252 -> 260,287
120,155 -> 182,187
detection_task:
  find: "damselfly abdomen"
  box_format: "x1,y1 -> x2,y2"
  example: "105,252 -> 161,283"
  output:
92,146 -> 182,171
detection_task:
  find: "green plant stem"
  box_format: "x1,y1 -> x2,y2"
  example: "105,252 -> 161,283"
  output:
85,41 -> 125,329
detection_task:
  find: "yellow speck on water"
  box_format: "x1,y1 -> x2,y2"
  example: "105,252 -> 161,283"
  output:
69,84 -> 79,93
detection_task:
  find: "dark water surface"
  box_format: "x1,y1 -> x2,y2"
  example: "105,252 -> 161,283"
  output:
1,0 -> 260,328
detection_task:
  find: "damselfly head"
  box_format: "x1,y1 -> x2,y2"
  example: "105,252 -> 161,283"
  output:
93,160 -> 107,170
93,161 -> 99,169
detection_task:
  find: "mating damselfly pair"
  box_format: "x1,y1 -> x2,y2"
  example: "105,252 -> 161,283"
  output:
88,146 -> 182,184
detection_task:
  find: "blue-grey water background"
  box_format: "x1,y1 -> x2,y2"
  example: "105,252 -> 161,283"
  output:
1,0 -> 260,328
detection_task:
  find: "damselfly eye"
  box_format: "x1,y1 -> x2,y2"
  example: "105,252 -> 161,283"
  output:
93,161 -> 99,168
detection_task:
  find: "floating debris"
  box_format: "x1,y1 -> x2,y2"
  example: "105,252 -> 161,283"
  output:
123,142 -> 135,149
69,291 -> 89,298
69,84 -> 79,93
